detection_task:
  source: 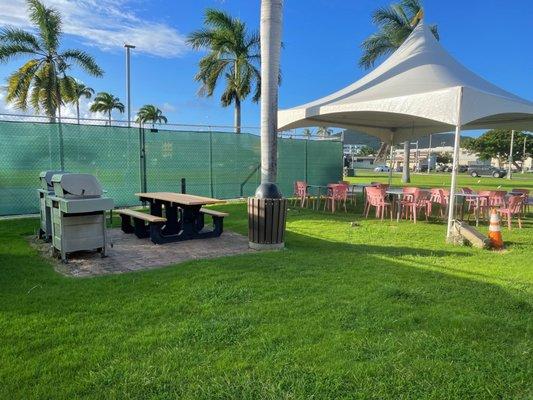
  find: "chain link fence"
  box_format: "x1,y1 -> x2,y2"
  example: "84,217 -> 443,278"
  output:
0,117 -> 342,215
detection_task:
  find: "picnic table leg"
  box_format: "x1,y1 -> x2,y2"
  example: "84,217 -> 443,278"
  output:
163,201 -> 180,235
149,200 -> 162,217
180,205 -> 202,239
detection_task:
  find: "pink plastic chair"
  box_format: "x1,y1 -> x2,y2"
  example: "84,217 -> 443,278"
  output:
324,184 -> 348,213
365,186 -> 391,220
339,181 -> 356,206
399,187 -> 424,223
428,188 -> 448,218
295,181 -> 309,208
488,190 -> 506,207
292,181 -> 300,206
497,195 -> 524,230
512,188 -> 530,213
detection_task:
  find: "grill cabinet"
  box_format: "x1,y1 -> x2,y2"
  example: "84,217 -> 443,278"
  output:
38,170 -> 64,240
48,173 -> 114,262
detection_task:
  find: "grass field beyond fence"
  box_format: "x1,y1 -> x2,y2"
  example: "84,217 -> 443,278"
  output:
0,173 -> 532,399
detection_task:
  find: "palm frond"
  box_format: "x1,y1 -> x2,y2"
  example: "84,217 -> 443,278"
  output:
6,59 -> 40,111
401,0 -> 423,17
0,27 -> 41,51
429,24 -> 439,40
195,54 -> 231,97
186,29 -> 217,50
359,32 -> 396,69
0,44 -> 40,63
372,6 -> 407,29
26,0 -> 61,53
204,9 -> 238,31
62,49 -> 103,77
59,75 -> 77,103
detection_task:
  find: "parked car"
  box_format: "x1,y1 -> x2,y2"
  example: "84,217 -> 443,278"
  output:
467,165 -> 507,178
434,164 -> 468,173
435,163 -> 451,172
374,165 -> 390,172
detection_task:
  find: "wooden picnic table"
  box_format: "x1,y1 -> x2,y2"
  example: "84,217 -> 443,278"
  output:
136,192 -> 225,243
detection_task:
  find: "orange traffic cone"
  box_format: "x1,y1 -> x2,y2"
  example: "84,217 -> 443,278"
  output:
488,208 -> 504,249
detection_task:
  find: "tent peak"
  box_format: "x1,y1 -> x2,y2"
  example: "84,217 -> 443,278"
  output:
278,18 -> 533,139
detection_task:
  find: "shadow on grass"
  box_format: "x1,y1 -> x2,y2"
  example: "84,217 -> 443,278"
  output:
0,214 -> 532,399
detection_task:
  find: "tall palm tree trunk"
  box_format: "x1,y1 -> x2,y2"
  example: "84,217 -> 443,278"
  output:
108,111 -> 112,126
55,82 -> 65,170
234,97 -> 241,134
256,0 -> 283,198
76,100 -> 80,125
402,141 -> 411,183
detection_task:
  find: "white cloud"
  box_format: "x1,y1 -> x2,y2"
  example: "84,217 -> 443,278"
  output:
0,0 -> 188,58
161,102 -> 176,112
0,88 -> 115,125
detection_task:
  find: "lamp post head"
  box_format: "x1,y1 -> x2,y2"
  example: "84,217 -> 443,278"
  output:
124,44 -> 136,49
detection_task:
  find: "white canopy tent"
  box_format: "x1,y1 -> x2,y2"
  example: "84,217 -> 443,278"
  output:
278,21 -> 533,240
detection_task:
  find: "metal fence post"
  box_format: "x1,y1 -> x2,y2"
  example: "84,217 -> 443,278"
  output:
209,130 -> 214,197
58,121 -> 65,170
305,138 -> 308,182
138,124 -> 147,193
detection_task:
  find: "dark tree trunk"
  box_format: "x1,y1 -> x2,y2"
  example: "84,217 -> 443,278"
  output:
234,97 -> 241,134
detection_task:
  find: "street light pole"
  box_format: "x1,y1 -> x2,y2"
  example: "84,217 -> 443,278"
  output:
124,44 -> 135,127
508,129 -> 514,180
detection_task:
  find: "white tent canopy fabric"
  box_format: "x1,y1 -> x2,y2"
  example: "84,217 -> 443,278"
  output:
278,21 -> 533,240
278,21 -> 533,144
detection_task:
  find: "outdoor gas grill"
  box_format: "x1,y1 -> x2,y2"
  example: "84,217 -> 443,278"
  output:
48,173 -> 114,262
37,170 -> 64,241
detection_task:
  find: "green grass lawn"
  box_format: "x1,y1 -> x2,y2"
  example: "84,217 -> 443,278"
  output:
1,174 -> 532,399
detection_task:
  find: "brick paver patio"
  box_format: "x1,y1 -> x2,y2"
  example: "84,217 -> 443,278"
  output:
32,228 -> 254,277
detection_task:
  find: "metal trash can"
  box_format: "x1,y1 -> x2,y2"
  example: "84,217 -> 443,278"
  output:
248,197 -> 287,250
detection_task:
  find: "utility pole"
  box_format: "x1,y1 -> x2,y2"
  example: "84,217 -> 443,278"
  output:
508,129 -> 514,180
124,44 -> 135,127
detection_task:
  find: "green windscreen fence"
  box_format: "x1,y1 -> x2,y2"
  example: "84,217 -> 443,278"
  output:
0,120 -> 342,215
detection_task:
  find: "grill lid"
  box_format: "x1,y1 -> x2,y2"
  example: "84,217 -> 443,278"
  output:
51,173 -> 103,198
39,170 -> 64,191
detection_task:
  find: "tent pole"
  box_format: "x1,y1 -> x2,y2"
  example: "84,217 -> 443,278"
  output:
388,134 -> 394,185
507,130 -> 514,179
446,87 -> 464,241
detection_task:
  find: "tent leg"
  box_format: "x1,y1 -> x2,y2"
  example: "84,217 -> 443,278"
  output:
446,89 -> 464,242
388,141 -> 394,186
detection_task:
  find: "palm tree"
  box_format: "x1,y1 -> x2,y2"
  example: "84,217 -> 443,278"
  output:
316,126 -> 333,137
0,0 -> 103,120
187,9 -> 261,134
135,104 -> 168,128
359,0 -> 438,183
302,128 -> 313,137
65,79 -> 94,124
358,0 -> 438,69
256,0 -> 283,198
89,92 -> 124,126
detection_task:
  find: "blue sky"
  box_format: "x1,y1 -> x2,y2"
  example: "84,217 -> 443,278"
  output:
0,0 -> 532,136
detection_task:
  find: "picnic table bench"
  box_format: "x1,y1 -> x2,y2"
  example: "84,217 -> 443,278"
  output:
116,208 -> 166,240
118,192 -> 227,244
